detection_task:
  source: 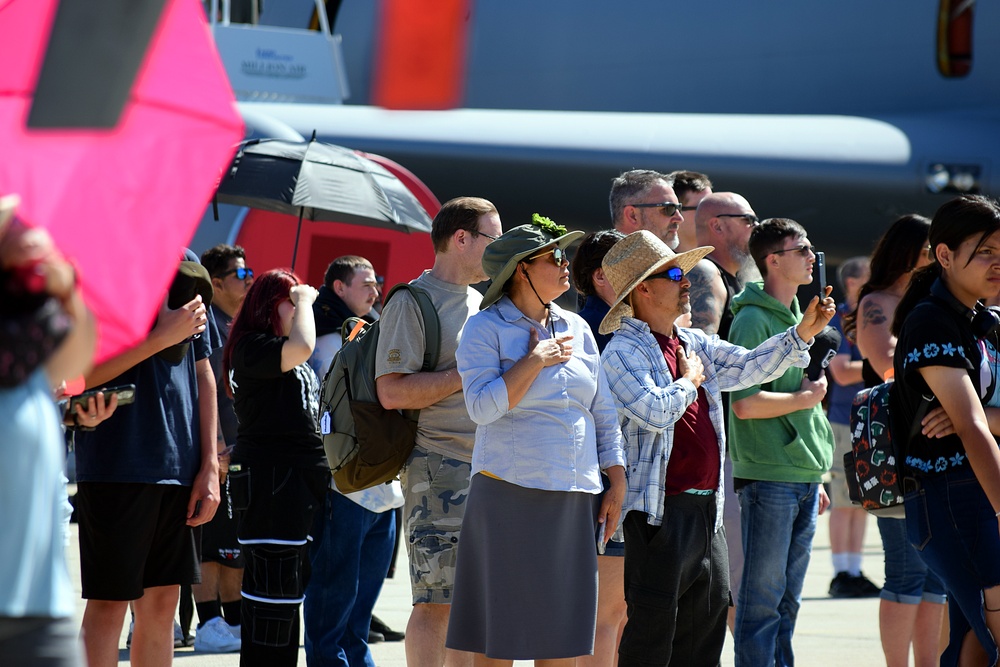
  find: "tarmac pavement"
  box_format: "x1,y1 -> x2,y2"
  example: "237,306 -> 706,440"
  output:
68,508 -> 892,666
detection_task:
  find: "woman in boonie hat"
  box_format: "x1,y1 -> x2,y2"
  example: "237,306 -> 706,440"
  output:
446,214 -> 627,661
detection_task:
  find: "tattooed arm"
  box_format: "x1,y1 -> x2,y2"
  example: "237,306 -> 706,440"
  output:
853,291 -> 899,379
687,259 -> 728,336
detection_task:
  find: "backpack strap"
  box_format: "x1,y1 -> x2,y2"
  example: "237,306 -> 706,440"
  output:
384,283 -> 442,373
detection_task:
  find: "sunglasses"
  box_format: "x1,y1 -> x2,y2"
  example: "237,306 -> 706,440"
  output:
645,266 -> 685,282
629,202 -> 684,216
528,247 -> 568,266
221,267 -> 254,280
468,228 -> 499,241
770,244 -> 815,257
717,213 -> 760,226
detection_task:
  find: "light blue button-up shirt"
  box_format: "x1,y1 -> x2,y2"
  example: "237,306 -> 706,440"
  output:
456,296 -> 625,493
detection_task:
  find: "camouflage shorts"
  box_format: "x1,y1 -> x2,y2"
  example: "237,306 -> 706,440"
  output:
400,446 -> 471,605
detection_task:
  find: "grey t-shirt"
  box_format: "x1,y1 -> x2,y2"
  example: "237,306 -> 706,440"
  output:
375,270 -> 481,461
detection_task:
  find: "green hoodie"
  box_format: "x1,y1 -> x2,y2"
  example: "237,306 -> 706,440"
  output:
727,282 -> 834,482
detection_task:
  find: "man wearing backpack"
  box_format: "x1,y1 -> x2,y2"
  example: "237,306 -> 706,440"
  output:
376,197 -> 502,667
303,255 -> 404,667
727,218 -> 836,666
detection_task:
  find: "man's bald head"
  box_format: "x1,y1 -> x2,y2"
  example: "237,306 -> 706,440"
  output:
694,192 -> 753,236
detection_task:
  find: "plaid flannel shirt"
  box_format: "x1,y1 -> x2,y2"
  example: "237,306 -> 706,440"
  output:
601,317 -> 810,531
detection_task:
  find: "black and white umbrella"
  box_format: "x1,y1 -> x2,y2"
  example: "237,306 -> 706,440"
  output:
215,135 -> 433,264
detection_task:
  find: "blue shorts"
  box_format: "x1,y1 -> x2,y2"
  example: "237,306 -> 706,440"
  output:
877,516 -> 947,605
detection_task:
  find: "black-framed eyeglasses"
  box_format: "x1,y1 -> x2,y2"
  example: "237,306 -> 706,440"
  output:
220,267 -> 254,280
770,244 -> 815,257
645,266 -> 685,282
717,213 -> 760,226
680,205 -> 699,212
528,247 -> 567,266
468,228 -> 499,241
628,202 -> 684,216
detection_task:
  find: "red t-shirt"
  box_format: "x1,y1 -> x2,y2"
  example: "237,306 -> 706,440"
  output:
653,331 -> 720,495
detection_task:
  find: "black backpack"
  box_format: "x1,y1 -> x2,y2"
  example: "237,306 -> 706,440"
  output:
319,283 -> 440,493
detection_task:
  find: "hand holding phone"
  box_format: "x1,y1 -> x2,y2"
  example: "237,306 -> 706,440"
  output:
815,252 -> 827,296
63,384 -> 135,419
596,521 -> 607,555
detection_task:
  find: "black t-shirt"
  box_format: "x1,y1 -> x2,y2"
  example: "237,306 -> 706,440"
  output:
708,258 -> 742,342
893,297 -> 997,476
230,332 -> 327,468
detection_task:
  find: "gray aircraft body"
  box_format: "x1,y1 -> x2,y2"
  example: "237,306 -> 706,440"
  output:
218,0 -> 998,261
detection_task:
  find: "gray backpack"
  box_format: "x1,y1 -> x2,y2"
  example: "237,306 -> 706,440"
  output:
319,283 -> 440,493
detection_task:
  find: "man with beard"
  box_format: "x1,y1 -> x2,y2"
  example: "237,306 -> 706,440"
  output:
684,192 -> 759,634
686,193 -> 760,338
598,230 -> 834,666
610,169 -> 685,250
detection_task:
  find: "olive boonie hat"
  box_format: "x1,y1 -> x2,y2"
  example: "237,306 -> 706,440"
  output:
480,214 -> 585,309
156,261 -> 214,364
598,231 -> 714,334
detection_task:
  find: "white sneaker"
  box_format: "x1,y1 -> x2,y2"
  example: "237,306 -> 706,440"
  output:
193,617 -> 242,653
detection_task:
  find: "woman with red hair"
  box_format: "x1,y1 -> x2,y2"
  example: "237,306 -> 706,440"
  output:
222,269 -> 328,667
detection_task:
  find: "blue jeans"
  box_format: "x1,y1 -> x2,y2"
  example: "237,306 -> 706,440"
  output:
303,490 -> 396,667
735,481 -> 818,667
877,516 -> 947,605
906,467 -> 1000,667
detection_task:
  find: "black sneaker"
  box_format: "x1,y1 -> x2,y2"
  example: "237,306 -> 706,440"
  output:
852,572 -> 882,598
829,572 -> 857,598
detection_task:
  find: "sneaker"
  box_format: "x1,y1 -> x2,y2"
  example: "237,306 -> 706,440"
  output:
829,571 -> 858,598
193,617 -> 242,653
227,624 -> 241,641
852,572 -> 882,598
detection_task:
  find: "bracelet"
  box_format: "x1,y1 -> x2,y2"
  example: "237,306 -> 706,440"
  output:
995,509 -> 1000,518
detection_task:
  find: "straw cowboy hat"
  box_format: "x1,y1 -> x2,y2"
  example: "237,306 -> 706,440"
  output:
598,230 -> 714,334
480,214 -> 584,309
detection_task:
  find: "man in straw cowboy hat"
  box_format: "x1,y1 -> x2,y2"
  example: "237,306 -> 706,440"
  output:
598,230 -> 835,666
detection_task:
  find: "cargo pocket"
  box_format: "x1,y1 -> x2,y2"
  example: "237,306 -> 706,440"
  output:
245,545 -> 305,601
250,604 -> 297,648
227,468 -> 250,512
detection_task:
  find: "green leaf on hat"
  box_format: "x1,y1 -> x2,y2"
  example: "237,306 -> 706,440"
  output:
531,213 -> 567,237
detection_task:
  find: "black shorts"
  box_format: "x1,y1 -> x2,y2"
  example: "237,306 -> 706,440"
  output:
197,497 -> 243,568
76,482 -> 199,600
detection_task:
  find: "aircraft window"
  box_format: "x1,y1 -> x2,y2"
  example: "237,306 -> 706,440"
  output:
202,0 -> 260,24
203,0 -> 325,29
937,0 -> 974,77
